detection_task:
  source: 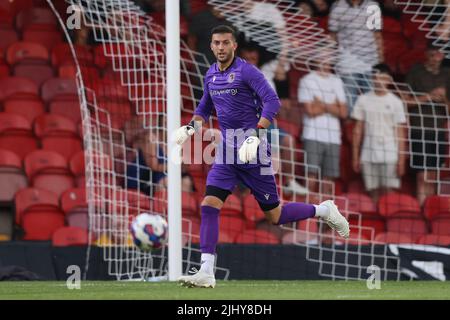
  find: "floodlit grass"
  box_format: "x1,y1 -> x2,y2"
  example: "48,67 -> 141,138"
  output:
0,280 -> 448,300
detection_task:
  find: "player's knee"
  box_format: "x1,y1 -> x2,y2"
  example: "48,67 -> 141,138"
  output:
201,196 -> 223,209
265,213 -> 280,225
262,205 -> 281,225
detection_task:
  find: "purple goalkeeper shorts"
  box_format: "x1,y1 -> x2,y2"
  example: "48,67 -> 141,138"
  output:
206,163 -> 280,207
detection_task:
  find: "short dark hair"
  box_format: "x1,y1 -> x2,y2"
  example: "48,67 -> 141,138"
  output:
211,25 -> 237,41
372,63 -> 392,76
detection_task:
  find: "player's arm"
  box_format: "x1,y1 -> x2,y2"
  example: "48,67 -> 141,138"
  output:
396,123 -> 406,176
351,97 -> 365,173
239,64 -> 281,162
352,120 -> 364,173
174,77 -> 214,145
243,63 -> 281,129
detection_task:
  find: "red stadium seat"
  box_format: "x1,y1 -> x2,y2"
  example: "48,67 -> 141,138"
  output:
15,8 -> 57,31
0,76 -> 39,100
430,217 -> 450,236
385,217 -> 428,241
397,49 -> 426,76
0,149 -> 27,202
6,41 -> 49,65
69,150 -> 85,186
52,226 -> 89,247
0,112 -> 38,159
152,189 -> 167,214
423,195 -> 450,220
235,229 -> 280,244
0,0 -> 33,15
374,232 -> 415,244
24,150 -> 74,197
349,215 -> 385,240
221,194 -> 243,217
34,114 -> 82,160
0,28 -> 19,51
49,99 -> 81,124
343,192 -> 378,216
61,187 -> 88,229
378,192 -> 421,217
3,98 -> 45,123
96,100 -> 132,130
22,29 -> 62,51
123,189 -> 151,217
417,234 -> 450,246
51,44 -> 94,66
182,191 -> 198,217
220,216 -> 246,241
95,79 -> 130,102
41,77 -> 78,103
58,64 -> 100,86
70,151 -> 113,188
15,187 -> 64,240
13,64 -> 55,86
242,193 -> 265,226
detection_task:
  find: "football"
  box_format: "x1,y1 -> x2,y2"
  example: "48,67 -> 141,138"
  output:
130,213 -> 168,252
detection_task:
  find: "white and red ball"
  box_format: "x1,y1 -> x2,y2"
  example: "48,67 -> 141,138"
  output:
130,213 -> 168,252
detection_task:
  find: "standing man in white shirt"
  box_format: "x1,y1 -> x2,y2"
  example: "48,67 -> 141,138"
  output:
351,64 -> 407,203
298,57 -> 348,194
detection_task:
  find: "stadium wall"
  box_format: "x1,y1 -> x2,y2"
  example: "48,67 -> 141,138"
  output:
0,243 -> 448,281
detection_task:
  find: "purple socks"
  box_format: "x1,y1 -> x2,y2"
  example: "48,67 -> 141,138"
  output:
200,205 -> 220,254
276,202 -> 315,225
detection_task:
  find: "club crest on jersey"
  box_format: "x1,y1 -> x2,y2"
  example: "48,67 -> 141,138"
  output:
212,76 -> 216,82
227,72 -> 235,83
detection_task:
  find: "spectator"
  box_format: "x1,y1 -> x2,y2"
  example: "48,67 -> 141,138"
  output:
298,54 -> 348,194
240,46 -> 309,195
125,116 -> 167,195
182,172 -> 197,193
298,0 -> 317,17
351,64 -> 407,203
405,42 -> 450,205
188,5 -> 233,64
329,0 -> 384,115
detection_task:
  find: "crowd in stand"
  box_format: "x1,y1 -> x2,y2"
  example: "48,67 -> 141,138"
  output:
131,0 -> 450,207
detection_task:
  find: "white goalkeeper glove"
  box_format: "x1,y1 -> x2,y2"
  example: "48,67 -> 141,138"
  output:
238,135 -> 260,163
173,124 -> 196,145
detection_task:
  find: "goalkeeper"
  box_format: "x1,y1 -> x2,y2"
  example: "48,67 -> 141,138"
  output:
175,25 -> 349,288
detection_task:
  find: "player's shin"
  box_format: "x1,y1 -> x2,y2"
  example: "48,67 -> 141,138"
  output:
199,206 -> 219,275
276,202 -> 316,225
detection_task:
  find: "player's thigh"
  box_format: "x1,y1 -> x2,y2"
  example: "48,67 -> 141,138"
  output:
323,143 -> 340,178
361,162 -> 381,191
204,164 -> 238,207
237,166 -> 280,212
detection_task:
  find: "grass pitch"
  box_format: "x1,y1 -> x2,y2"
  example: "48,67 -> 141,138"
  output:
0,280 -> 449,300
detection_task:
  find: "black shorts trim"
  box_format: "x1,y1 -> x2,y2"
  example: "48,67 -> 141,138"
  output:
258,201 -> 280,212
205,185 -> 231,203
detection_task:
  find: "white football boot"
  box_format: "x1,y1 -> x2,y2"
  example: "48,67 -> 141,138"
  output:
320,200 -> 350,239
178,268 -> 216,288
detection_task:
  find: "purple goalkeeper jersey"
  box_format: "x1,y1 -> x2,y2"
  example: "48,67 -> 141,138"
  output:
194,57 -> 281,165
